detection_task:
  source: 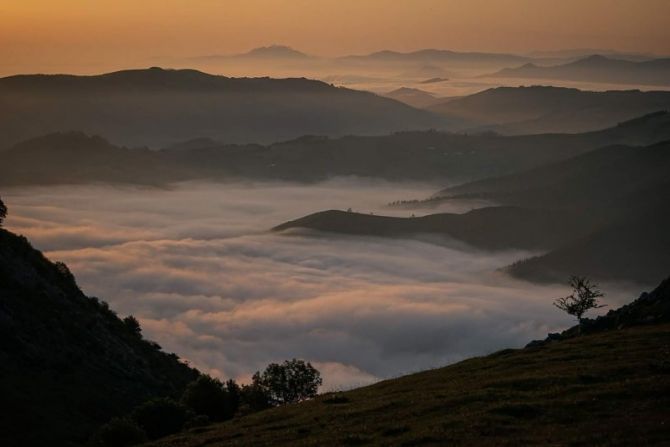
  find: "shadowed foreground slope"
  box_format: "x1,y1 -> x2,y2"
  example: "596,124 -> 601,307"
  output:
0,229 -> 199,446
150,280 -> 670,447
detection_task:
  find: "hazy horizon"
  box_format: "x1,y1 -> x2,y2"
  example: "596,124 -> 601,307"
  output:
2,0 -> 669,76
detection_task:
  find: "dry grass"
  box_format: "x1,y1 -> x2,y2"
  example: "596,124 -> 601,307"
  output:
149,324 -> 670,446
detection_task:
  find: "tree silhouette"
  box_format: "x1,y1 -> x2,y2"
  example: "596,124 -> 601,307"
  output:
251,359 -> 322,406
122,315 -> 142,336
554,276 -> 606,324
181,376 -> 239,421
0,197 -> 7,226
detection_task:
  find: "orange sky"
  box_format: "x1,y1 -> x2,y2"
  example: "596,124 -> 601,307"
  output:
1,0 -> 669,74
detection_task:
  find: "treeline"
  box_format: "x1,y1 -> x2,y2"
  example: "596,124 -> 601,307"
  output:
91,357 -> 322,446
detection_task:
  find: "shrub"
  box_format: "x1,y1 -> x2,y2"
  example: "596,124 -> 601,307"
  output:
184,414 -> 211,429
240,381 -> 273,413
131,398 -> 190,440
91,417 -> 147,447
181,376 -> 239,421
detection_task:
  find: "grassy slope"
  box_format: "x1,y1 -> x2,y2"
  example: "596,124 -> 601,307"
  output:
151,324 -> 670,446
273,208 -> 589,251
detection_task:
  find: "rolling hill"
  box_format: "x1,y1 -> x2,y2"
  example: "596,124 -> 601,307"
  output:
232,45 -> 313,60
339,49 -> 530,68
0,228 -> 200,446
436,139 -> 670,207
190,45 -> 315,63
382,87 -> 443,108
2,112 -> 669,187
273,138 -> 670,285
488,55 -> 670,86
273,207 -> 590,251
149,278 -> 670,446
427,86 -> 670,134
507,209 -> 670,285
0,67 -> 444,148
431,140 -> 670,284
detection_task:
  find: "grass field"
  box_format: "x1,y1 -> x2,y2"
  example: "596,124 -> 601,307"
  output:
150,323 -> 670,446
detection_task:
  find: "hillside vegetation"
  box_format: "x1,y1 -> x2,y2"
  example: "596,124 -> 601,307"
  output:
0,228 -> 199,446
149,279 -> 670,447
2,112 -> 670,187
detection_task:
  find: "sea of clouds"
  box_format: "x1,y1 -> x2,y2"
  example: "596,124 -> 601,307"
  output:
3,179 -> 638,390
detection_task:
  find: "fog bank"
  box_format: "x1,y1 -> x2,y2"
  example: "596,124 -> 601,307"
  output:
3,180 -> 638,389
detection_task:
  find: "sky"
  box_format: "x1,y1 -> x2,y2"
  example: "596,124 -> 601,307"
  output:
1,0 -> 669,74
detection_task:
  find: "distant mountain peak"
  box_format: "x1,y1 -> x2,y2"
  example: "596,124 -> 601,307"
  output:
242,45 -> 310,59
569,54 -> 620,66
387,87 -> 435,96
582,54 -> 610,61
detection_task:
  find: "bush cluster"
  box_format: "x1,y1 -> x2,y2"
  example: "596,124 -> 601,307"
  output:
91,358 -> 322,446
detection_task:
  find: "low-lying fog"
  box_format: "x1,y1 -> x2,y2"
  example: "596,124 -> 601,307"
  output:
3,180 -> 639,390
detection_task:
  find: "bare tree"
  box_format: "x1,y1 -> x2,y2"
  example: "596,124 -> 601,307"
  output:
554,276 -> 606,324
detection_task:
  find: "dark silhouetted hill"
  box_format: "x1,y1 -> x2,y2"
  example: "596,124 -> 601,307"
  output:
432,140 -> 670,284
192,45 -> 313,62
273,207 -> 589,251
0,67 -> 444,147
489,55 -> 670,86
2,112 -> 669,187
237,45 -> 312,59
271,137 -> 670,284
0,132 -> 192,186
148,279 -> 670,447
339,49 -> 530,68
0,228 -> 199,446
428,86 -> 670,134
437,139 -> 670,209
382,87 -> 442,108
163,137 -> 223,152
507,209 -> 670,285
526,48 -> 659,63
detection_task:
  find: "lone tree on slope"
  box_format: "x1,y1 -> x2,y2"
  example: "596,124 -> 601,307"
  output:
554,276 -> 606,325
250,359 -> 322,406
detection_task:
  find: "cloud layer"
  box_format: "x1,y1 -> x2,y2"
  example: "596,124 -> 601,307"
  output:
3,180 -> 638,390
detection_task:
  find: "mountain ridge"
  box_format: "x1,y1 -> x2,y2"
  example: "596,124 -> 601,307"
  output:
488,55 -> 670,86
427,86 -> 670,134
2,111 -> 669,187
0,67 -> 444,147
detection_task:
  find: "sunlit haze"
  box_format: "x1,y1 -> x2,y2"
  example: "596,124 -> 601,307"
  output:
1,1 -> 669,444
2,0 -> 669,74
